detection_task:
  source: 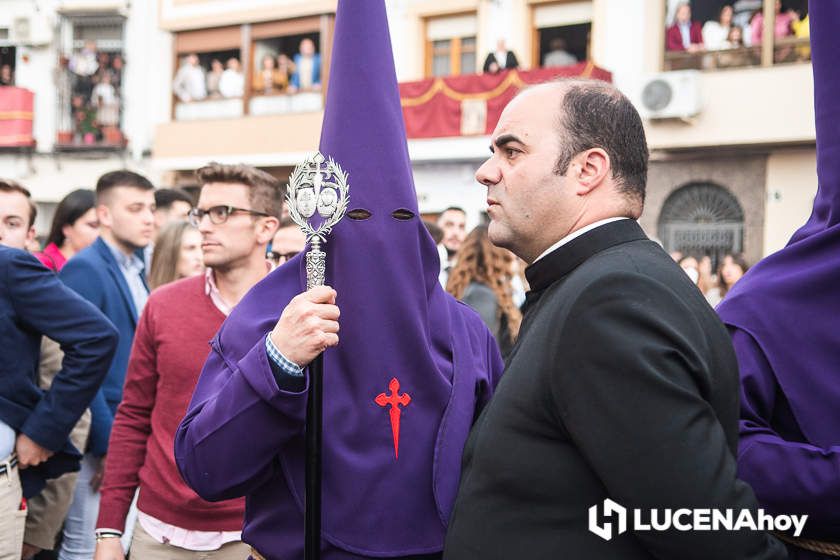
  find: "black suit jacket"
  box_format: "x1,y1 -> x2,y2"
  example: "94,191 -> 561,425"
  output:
482,51 -> 519,73
444,220 -> 786,560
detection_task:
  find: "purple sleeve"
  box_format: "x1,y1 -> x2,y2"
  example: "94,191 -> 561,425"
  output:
174,334 -> 309,502
734,327 -> 840,523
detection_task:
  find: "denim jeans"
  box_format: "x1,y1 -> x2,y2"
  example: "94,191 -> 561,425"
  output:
57,455 -> 136,560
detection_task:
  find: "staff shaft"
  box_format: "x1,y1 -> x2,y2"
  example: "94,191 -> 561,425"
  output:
305,353 -> 324,560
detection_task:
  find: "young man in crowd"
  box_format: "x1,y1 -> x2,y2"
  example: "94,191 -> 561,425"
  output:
266,217 -> 306,268
0,180 -> 116,560
436,206 -> 466,286
153,188 -> 193,235
58,170 -> 156,560
93,163 -> 281,560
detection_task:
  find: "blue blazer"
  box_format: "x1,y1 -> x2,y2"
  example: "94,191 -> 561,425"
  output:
291,53 -> 322,89
0,247 -> 117,497
59,237 -> 148,456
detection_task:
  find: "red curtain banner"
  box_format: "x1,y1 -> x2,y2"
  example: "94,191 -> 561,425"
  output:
399,62 -> 611,139
0,87 -> 35,147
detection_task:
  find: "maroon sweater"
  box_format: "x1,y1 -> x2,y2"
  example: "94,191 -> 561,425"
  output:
97,275 -> 244,532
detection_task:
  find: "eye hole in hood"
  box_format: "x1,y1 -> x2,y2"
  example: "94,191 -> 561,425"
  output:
347,208 -> 372,220
391,209 -> 415,221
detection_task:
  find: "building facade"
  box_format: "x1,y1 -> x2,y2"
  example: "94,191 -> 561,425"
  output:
4,0 -> 816,264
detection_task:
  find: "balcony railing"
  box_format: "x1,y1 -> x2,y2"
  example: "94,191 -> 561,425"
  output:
664,36 -> 811,72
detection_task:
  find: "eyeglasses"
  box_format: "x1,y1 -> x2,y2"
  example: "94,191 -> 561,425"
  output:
266,250 -> 300,265
188,205 -> 270,227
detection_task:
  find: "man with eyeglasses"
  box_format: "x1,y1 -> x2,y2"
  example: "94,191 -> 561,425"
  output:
266,217 -> 306,268
93,163 -> 281,560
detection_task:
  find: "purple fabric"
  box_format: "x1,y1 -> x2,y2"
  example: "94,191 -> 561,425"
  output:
174,0 -> 504,558
717,2 -> 840,550
717,0 -> 840,450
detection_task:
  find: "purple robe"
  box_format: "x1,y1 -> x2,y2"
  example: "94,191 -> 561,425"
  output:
173,1 -> 504,558
717,4 -> 840,557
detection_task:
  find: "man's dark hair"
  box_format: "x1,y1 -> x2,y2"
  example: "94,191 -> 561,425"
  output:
552,79 -> 649,210
195,162 -> 284,219
154,188 -> 194,210
440,206 -> 466,216
46,189 -> 96,246
96,170 -> 155,204
0,179 -> 37,227
423,220 -> 444,244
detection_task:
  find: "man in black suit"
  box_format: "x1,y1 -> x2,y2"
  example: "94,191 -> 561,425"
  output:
482,39 -> 519,74
443,80 -> 787,559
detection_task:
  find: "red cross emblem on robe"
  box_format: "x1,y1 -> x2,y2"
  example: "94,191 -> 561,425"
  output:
374,377 -> 411,459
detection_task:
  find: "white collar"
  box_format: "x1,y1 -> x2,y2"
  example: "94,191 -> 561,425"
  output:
532,217 -> 629,263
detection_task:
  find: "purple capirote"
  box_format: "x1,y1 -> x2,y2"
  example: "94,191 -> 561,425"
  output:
717,2 -> 840,553
173,1 -> 504,558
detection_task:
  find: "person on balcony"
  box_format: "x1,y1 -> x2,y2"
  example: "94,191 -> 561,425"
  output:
172,53 -> 206,103
542,38 -> 578,68
482,38 -> 519,74
92,73 -> 119,129
750,0 -> 793,46
252,54 -> 288,95
219,57 -> 245,98
666,2 -> 704,52
289,38 -> 321,93
206,59 -> 224,99
703,4 -> 734,50
0,64 -> 13,86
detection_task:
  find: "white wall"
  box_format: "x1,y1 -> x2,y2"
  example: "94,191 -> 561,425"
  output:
763,148 -> 817,256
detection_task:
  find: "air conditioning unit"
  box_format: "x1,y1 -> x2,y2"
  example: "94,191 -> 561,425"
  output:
630,70 -> 701,120
11,14 -> 53,46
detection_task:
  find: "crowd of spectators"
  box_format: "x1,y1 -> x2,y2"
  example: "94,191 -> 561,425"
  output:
173,38 -> 322,104
666,1 -> 810,65
672,250 -> 749,307
57,41 -> 125,145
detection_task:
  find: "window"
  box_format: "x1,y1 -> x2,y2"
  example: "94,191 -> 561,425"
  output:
0,46 -> 15,86
531,1 -> 592,68
663,0 -> 810,71
425,14 -> 478,77
173,25 -> 243,120
57,15 -> 126,147
248,15 -> 329,116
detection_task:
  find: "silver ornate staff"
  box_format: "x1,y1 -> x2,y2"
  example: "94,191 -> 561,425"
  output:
286,152 -> 349,560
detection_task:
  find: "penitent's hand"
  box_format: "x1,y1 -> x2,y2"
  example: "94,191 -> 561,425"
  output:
270,285 -> 340,367
93,537 -> 125,560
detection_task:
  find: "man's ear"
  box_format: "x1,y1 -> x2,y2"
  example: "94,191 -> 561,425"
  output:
96,204 -> 112,229
257,216 -> 280,245
575,148 -> 610,195
26,225 -> 36,246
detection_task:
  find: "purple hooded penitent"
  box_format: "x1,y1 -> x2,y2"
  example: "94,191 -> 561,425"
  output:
174,1 -> 504,558
716,2 -> 840,546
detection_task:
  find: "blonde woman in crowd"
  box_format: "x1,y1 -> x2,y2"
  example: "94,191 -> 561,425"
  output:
148,221 -> 204,290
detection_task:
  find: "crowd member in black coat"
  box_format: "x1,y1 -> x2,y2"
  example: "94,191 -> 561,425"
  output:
443,79 -> 787,560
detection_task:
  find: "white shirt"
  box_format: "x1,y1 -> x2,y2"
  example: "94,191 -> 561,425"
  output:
0,421 -> 15,459
533,217 -> 629,264
172,64 -> 207,102
218,69 -> 244,98
702,21 -> 730,50
495,50 -> 508,69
